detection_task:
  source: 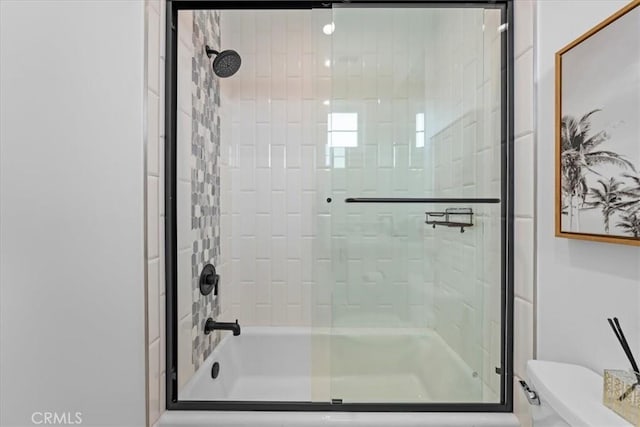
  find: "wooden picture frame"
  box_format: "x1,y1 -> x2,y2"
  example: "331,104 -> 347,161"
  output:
555,0 -> 640,246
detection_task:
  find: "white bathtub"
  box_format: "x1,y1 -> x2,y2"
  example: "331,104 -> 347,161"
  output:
159,327 -> 519,427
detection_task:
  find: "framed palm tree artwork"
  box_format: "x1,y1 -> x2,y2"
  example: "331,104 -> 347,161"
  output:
556,0 -> 640,246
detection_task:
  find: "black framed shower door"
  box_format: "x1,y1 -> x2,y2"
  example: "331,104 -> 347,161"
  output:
164,0 -> 515,413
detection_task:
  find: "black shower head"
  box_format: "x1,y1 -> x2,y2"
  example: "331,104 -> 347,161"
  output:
205,45 -> 241,78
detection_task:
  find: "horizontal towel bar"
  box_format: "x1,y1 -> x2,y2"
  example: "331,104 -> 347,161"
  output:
344,197 -> 500,204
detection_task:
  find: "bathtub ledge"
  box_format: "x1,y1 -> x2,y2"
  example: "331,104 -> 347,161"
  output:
158,410 -> 520,427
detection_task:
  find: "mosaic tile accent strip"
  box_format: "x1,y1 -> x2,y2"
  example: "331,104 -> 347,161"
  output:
191,10 -> 222,370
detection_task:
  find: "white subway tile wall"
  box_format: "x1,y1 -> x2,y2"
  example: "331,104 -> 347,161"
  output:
145,1 -> 166,425
513,1 -> 536,427
219,7 -> 506,403
425,8 -> 504,401
175,9 -> 194,393
219,9 -> 333,327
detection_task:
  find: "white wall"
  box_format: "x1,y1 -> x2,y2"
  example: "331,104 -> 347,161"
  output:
536,0 -> 640,374
0,1 -> 147,426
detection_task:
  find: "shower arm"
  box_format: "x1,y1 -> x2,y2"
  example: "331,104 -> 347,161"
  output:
205,46 -> 219,57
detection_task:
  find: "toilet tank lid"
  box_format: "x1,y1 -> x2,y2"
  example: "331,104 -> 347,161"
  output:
526,360 -> 630,427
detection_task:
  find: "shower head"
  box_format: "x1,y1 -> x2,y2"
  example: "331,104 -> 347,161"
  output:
205,45 -> 241,78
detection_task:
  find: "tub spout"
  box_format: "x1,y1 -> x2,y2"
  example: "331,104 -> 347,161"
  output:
204,318 -> 241,336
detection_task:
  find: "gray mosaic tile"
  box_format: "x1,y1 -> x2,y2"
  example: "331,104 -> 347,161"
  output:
189,10 -> 222,369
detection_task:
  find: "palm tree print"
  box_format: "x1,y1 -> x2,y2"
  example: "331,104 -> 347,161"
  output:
560,109 -> 636,231
621,172 -> 640,199
617,211 -> 640,238
583,177 -> 639,234
611,172 -> 640,237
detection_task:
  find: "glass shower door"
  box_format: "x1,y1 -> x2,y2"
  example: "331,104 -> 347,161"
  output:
324,4 -> 504,404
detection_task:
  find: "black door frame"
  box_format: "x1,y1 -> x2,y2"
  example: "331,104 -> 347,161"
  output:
164,0 -> 515,412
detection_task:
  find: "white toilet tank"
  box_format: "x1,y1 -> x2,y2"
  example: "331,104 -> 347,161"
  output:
525,360 -> 631,427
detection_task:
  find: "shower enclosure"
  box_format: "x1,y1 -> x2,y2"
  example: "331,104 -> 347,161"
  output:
165,0 -> 514,413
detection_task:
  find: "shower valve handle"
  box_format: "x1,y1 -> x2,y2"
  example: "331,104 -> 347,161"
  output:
199,264 -> 219,296
204,272 -> 219,286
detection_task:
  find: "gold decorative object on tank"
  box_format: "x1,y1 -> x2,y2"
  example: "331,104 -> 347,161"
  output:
603,369 -> 640,426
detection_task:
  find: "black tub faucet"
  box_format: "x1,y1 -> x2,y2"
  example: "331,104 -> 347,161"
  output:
204,318 -> 240,336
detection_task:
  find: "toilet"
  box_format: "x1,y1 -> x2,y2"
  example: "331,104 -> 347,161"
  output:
524,360 -> 631,426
